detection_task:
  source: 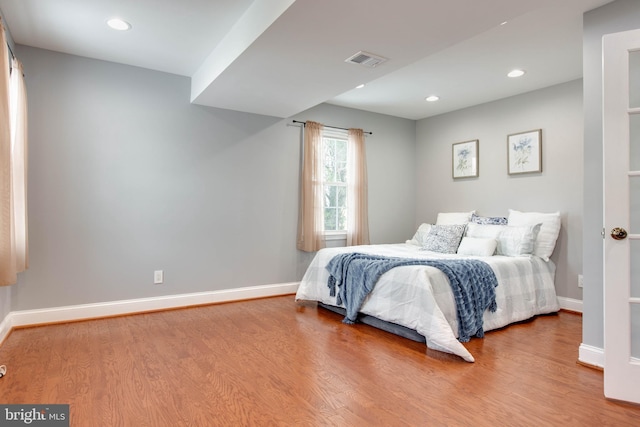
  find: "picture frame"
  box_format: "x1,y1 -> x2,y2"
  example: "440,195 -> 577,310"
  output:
507,129 -> 542,174
452,139 -> 478,179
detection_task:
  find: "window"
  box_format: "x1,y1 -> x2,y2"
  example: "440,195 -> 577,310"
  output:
296,121 -> 368,252
322,131 -> 348,233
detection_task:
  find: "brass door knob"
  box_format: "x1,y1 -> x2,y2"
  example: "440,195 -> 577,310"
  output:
611,227 -> 628,240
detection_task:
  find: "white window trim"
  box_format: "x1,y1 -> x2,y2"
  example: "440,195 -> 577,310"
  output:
324,231 -> 347,241
322,127 -> 348,139
322,129 -> 349,236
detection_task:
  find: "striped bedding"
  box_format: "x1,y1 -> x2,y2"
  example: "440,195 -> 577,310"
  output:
295,243 -> 559,362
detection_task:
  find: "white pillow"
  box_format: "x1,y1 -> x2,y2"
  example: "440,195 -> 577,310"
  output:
508,209 -> 561,261
406,223 -> 432,246
496,224 -> 541,256
465,222 -> 506,239
457,237 -> 497,257
436,210 -> 475,225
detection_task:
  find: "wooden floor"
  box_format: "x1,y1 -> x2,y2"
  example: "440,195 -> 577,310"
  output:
1,296 -> 639,426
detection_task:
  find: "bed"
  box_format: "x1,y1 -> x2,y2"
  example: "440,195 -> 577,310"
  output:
295,210 -> 561,362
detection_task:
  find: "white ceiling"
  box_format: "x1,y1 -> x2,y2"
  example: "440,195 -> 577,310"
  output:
0,0 -> 613,120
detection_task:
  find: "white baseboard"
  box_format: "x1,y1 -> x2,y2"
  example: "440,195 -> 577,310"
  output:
579,343 -> 604,368
7,282 -> 300,329
557,296 -> 583,313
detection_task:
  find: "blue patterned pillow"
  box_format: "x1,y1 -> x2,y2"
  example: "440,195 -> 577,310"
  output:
421,224 -> 466,254
471,213 -> 508,225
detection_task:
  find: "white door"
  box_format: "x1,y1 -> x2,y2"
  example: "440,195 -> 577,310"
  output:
603,28 -> 640,404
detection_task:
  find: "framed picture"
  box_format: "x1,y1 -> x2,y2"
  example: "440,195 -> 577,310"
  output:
507,129 -> 542,174
452,140 -> 478,179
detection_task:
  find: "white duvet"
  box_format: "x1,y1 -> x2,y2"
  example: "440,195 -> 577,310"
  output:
295,244 -> 560,362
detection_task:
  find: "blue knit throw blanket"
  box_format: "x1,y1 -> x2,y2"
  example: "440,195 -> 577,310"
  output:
326,253 -> 498,342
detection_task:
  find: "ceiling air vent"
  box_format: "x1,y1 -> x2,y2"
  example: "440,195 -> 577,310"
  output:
344,51 -> 388,68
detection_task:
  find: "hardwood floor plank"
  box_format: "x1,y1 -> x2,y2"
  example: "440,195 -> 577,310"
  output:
1,296 -> 639,426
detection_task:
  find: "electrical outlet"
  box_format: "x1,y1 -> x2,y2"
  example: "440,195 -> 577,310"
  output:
578,274 -> 583,288
154,270 -> 164,284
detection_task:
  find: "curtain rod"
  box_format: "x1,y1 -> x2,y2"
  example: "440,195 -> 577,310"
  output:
292,120 -> 372,135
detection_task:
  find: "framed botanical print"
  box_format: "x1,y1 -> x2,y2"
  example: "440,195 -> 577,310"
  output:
452,139 -> 478,179
507,129 -> 542,174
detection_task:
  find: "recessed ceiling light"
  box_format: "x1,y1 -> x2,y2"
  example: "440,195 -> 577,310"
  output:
425,95 -> 439,102
507,69 -> 526,78
107,18 -> 131,31
355,83 -> 365,89
500,21 -> 508,26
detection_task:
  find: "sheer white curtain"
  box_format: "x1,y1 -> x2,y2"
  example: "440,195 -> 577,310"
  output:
346,128 -> 369,246
0,18 -> 29,286
297,121 -> 326,252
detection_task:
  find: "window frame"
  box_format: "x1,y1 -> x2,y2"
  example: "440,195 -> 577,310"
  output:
321,128 -> 349,238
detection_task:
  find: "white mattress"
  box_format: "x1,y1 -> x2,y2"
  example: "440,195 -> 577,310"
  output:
295,243 -> 559,362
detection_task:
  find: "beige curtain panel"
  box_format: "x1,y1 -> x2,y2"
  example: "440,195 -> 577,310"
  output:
346,128 -> 370,246
10,58 -> 28,274
0,18 -> 29,286
297,121 -> 326,252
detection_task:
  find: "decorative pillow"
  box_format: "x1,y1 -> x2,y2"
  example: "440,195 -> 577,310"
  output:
496,224 -> 542,257
435,211 -> 475,225
421,224 -> 466,254
507,209 -> 561,261
470,213 -> 508,225
457,237 -> 497,257
465,222 -> 506,240
406,223 -> 432,246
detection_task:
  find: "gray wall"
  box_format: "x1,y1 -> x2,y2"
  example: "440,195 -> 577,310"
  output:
416,80 -> 584,300
10,45 -> 416,311
582,0 -> 640,349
